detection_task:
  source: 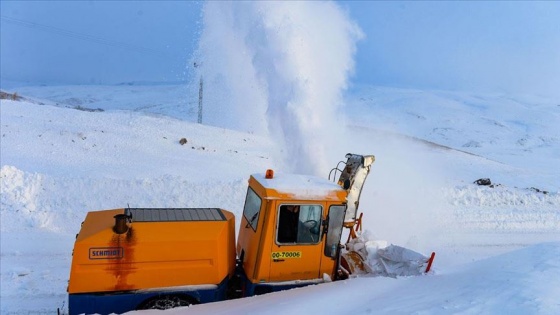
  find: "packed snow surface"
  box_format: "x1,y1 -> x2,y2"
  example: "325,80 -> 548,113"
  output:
1,84 -> 559,315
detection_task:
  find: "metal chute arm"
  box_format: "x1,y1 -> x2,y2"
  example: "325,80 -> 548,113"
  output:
337,154 -> 375,225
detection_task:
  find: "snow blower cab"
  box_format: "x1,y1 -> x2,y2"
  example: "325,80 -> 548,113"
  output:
236,154 -> 376,294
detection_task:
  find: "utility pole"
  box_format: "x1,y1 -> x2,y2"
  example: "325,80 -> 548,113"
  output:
198,76 -> 203,124
194,62 -> 203,124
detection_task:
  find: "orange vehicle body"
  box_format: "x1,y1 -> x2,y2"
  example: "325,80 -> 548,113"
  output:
68,208 -> 236,294
68,153 -> 375,314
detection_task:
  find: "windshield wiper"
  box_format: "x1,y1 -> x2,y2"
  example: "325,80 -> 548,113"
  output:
246,212 -> 259,228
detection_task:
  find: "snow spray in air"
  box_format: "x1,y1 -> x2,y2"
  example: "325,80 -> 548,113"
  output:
190,1 -> 362,175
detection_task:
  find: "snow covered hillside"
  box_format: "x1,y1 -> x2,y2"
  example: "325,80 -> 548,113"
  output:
1,84 -> 559,314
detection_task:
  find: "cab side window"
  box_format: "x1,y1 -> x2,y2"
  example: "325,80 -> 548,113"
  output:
242,188 -> 262,231
277,204 -> 322,244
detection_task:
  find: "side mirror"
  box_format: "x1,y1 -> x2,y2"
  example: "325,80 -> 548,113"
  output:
323,205 -> 346,258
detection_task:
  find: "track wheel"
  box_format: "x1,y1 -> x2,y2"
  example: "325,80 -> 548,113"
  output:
139,295 -> 194,310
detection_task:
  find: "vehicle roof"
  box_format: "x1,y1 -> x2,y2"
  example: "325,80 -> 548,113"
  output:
251,172 -> 345,201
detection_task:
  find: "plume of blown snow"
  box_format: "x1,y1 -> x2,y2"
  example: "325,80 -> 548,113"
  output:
191,1 -> 363,175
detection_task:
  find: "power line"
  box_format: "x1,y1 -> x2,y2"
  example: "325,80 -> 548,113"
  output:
1,15 -> 172,58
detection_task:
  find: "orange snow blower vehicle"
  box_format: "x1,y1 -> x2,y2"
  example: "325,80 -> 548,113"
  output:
67,153 -> 435,314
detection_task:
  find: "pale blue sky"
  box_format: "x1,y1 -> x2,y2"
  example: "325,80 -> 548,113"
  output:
1,1 -> 559,96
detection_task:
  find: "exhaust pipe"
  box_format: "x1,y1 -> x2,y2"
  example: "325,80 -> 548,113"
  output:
113,214 -> 129,234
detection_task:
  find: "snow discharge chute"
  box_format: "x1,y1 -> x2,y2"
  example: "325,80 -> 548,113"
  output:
335,153 -> 375,225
